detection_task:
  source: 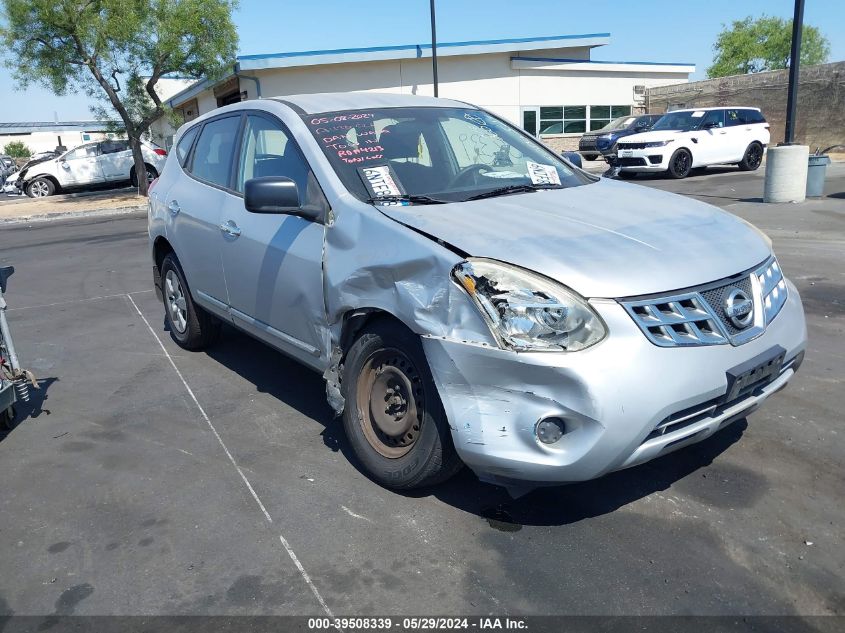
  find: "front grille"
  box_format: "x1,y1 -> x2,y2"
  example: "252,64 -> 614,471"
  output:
619,157 -> 647,166
621,258 -> 782,348
700,276 -> 754,336
625,293 -> 727,347
618,142 -> 648,150
579,136 -> 599,151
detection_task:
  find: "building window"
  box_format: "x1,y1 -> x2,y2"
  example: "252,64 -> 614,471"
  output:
539,106 -> 587,135
588,105 -> 632,130
522,110 -> 537,137
522,105 -> 633,136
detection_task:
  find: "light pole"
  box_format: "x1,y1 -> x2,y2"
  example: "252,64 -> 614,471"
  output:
430,0 -> 439,97
764,0 -> 810,202
783,0 -> 805,144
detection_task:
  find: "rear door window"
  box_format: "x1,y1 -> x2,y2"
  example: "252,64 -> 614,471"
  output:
100,140 -> 129,154
189,116 -> 241,188
725,109 -> 744,126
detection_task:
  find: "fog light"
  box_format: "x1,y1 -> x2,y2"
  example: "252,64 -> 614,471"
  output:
536,417 -> 566,445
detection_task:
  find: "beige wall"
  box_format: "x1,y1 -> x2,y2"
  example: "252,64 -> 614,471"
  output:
0,130 -> 111,155
162,46 -> 692,148
646,61 -> 845,151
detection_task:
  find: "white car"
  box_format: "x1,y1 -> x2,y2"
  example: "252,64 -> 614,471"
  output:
615,107 -> 770,179
18,139 -> 168,197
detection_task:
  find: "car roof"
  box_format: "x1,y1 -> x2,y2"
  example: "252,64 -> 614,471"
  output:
667,106 -> 762,113
270,91 -> 475,115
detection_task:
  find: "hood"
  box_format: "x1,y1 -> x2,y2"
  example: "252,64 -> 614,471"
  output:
617,130 -> 685,143
378,178 -> 771,298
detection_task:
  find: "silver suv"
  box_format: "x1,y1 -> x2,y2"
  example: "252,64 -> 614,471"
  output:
149,93 -> 806,491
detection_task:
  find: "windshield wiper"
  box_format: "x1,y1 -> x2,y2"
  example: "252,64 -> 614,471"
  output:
464,183 -> 563,201
367,194 -> 448,206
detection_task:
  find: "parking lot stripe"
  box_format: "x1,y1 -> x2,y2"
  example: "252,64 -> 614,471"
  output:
8,289 -> 153,312
126,293 -> 336,621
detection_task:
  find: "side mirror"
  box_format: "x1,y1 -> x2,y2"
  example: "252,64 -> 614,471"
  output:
702,121 -> 719,130
561,151 -> 583,168
244,176 -> 321,222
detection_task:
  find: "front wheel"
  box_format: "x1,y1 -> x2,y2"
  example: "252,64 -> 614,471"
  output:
739,142 -> 764,171
342,320 -> 462,489
26,177 -> 54,198
667,148 -> 693,179
160,254 -> 220,350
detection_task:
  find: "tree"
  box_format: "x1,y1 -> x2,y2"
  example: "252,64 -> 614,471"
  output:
0,0 -> 239,195
707,15 -> 830,78
3,140 -> 32,158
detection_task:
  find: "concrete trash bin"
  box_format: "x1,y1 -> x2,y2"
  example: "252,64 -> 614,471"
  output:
806,155 -> 831,197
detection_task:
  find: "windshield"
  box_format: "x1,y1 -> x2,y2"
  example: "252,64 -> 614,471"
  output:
599,116 -> 637,132
652,111 -> 711,132
304,107 -> 592,203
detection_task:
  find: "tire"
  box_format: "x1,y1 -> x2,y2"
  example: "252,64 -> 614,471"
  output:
26,177 -> 54,198
581,153 -> 600,161
618,171 -> 638,179
342,320 -> 462,489
667,148 -> 693,179
738,142 -> 764,171
160,253 -> 220,350
131,164 -> 158,187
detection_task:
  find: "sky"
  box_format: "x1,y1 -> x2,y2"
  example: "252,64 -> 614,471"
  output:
0,0 -> 842,121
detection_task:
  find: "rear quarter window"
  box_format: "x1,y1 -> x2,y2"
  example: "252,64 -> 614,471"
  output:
175,125 -> 200,167
744,109 -> 766,124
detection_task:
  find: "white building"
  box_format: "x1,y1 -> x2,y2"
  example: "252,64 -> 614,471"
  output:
152,32 -> 694,152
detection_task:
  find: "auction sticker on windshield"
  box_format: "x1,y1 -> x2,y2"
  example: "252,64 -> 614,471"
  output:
527,161 -> 561,186
359,165 -> 404,201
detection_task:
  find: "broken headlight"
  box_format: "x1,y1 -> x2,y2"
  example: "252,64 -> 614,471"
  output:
453,258 -> 607,352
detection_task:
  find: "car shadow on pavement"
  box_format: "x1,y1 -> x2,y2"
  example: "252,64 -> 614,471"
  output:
0,377 -> 57,442
409,420 -> 750,529
198,327 -> 749,529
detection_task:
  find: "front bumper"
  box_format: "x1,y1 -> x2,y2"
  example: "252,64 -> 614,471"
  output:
616,147 -> 672,172
422,280 -> 806,484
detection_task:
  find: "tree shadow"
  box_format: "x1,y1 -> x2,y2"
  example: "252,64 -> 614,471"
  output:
0,377 -> 58,441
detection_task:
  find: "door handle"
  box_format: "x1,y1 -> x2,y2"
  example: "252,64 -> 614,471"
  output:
167,200 -> 180,216
219,221 -> 241,238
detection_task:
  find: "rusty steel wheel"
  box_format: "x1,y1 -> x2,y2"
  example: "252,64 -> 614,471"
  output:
342,319 -> 463,489
356,348 -> 424,458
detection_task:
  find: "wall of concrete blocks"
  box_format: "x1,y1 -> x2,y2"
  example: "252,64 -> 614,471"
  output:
645,61 -> 845,152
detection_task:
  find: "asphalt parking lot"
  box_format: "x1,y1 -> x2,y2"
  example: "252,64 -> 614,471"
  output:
0,165 -> 843,621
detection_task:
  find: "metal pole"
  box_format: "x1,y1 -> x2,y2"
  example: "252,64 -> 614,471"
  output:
430,0 -> 439,97
783,0 -> 805,144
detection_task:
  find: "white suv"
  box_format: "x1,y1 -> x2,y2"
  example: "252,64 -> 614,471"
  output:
19,139 -> 168,197
615,107 -> 770,179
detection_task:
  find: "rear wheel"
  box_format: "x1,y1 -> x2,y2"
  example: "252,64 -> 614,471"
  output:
160,253 -> 220,350
342,320 -> 462,489
26,177 -> 54,198
131,164 -> 158,187
739,142 -> 764,171
667,148 -> 693,179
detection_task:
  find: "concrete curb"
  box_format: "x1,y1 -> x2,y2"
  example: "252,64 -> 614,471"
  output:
0,204 -> 147,225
